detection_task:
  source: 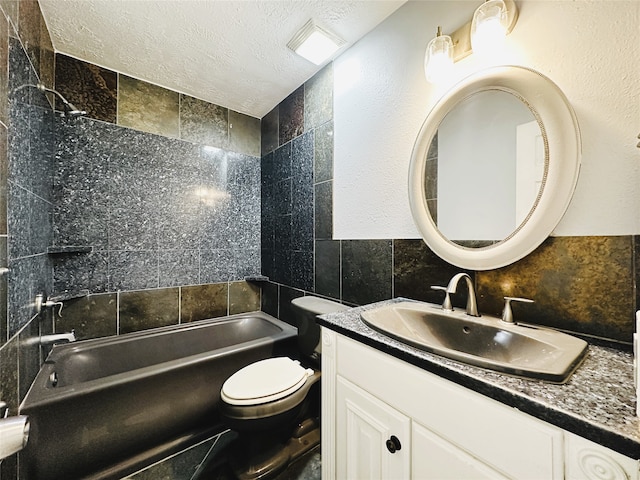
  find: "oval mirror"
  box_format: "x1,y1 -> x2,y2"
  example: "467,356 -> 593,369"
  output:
409,66 -> 581,270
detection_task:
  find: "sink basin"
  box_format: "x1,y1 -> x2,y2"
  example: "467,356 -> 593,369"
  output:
360,301 -> 588,383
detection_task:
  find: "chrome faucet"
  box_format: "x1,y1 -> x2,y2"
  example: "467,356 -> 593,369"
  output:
39,331 -> 76,346
446,273 -> 480,317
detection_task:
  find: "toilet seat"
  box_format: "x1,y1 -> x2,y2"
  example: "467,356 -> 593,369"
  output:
221,357 -> 314,406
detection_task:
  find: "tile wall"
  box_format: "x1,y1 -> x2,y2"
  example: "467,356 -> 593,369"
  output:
0,3 -> 55,478
0,3 -> 262,479
260,66 -> 639,344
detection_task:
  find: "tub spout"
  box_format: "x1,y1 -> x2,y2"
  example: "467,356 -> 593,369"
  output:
40,331 -> 76,346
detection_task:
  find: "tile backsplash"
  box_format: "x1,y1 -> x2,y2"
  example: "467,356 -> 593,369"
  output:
260,65 -> 639,345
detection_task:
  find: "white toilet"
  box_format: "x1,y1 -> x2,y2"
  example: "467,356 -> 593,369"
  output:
219,296 -> 348,479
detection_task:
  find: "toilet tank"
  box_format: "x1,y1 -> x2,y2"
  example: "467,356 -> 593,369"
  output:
291,297 -> 349,358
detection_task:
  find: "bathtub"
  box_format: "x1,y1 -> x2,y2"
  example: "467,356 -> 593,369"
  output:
19,311 -> 298,480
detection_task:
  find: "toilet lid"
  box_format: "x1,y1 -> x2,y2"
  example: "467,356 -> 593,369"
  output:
221,357 -> 314,406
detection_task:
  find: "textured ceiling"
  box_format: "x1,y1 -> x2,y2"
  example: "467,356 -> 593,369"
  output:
39,0 -> 406,118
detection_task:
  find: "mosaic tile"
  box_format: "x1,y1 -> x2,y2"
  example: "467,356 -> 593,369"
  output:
342,240 -> 393,306
181,282 -> 228,322
229,110 -> 260,157
180,94 -> 228,148
261,106 -> 278,155
56,292 -> 117,341
119,287 -> 180,334
54,54 -> 117,122
477,236 -> 635,342
118,75 -> 179,138
279,86 -> 304,146
229,280 -> 260,314
304,63 -> 333,132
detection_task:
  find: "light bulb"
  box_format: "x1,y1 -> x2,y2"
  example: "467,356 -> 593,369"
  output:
471,0 -> 508,55
424,28 -> 453,84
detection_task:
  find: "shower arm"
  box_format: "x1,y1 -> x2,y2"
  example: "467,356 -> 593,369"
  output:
35,83 -> 87,116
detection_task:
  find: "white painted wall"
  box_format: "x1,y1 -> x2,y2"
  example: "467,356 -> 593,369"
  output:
334,0 -> 640,239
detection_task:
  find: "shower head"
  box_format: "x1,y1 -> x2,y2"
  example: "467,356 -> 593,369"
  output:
36,83 -> 87,117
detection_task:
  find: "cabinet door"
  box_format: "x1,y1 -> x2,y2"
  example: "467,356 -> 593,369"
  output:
412,422 -> 509,480
337,376 -> 411,479
565,432 -> 639,480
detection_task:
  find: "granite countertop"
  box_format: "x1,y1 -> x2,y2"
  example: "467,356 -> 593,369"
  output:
317,298 -> 640,459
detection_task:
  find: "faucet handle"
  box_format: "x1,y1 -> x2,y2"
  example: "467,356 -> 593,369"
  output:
502,297 -> 534,324
431,286 -> 453,312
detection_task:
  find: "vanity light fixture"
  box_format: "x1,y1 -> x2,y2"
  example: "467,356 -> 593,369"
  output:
470,0 -> 511,54
287,20 -> 345,65
424,0 -> 518,82
424,26 -> 454,84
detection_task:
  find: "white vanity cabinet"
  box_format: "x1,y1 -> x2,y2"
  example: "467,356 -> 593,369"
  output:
321,329 -> 639,480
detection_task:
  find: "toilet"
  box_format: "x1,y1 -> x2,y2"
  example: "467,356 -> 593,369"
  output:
220,296 -> 348,480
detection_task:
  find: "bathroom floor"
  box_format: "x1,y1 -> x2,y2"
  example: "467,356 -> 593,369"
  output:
126,429 -> 321,480
199,446 -> 321,480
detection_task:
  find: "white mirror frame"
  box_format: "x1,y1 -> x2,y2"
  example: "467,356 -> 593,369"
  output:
408,66 -> 581,270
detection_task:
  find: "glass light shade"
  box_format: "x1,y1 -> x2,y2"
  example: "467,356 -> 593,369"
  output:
424,34 -> 454,84
471,0 -> 509,54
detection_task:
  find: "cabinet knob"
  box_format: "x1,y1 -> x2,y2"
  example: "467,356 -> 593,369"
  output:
386,435 -> 402,453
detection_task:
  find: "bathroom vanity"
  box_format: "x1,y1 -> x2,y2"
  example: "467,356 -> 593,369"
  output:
319,300 -> 640,480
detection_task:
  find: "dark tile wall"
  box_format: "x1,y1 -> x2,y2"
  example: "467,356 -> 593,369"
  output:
53,280 -> 260,342
261,65 -> 332,296
0,3 -> 55,479
260,64 -> 640,344
0,5 -> 264,478
52,117 -> 261,293
54,54 -> 261,157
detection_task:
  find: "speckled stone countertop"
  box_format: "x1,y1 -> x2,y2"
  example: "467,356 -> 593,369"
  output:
317,298 -> 640,459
